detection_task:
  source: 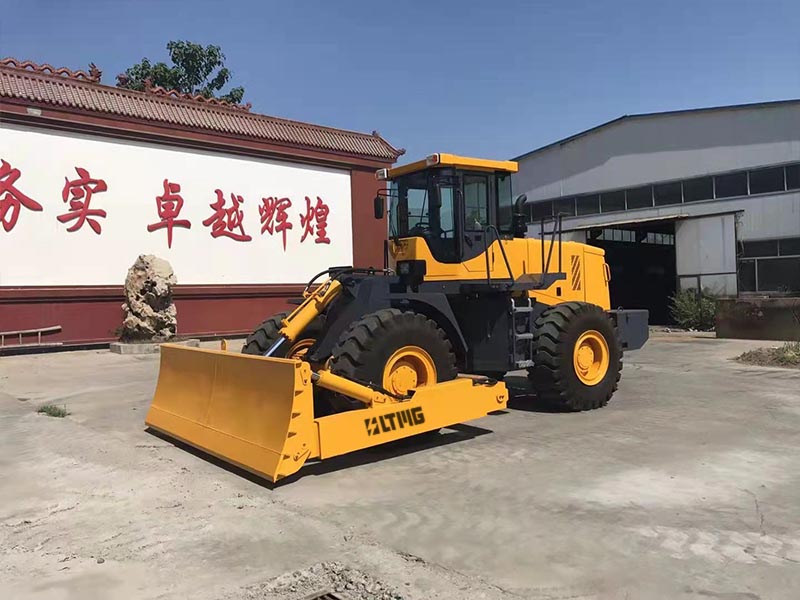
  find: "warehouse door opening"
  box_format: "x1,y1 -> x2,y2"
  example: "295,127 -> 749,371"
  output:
585,221 -> 677,325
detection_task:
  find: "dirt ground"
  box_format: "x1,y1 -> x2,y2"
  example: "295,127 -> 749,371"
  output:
1,332 -> 799,600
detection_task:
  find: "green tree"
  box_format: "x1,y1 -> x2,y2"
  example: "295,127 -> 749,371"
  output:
116,41 -> 245,104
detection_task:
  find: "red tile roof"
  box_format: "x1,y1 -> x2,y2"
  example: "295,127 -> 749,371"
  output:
0,58 -> 403,162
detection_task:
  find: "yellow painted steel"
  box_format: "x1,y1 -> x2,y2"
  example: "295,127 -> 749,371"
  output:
146,344 -> 508,482
386,153 -> 518,178
146,345 -> 318,482
390,236 -> 611,310
314,369 -> 385,406
280,278 -> 342,342
315,377 -> 508,460
572,330 -> 610,386
382,346 -> 437,396
286,338 -> 316,359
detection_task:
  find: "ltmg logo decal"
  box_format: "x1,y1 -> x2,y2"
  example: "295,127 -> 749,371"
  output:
364,406 -> 425,436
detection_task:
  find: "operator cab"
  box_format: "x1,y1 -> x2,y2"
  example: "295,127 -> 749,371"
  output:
375,153 -> 524,264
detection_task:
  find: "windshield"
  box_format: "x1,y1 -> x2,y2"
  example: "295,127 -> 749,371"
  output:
389,170 -> 458,262
389,171 -> 455,240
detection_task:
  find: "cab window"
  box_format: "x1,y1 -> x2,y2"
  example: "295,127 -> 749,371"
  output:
463,174 -> 489,231
496,173 -> 513,233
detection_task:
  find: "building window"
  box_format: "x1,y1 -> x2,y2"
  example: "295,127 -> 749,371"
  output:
757,257 -> 800,293
748,166 -> 785,194
779,237 -> 800,256
625,185 -> 653,209
741,239 -> 779,258
642,231 -> 675,245
527,161 -> 800,225
654,181 -> 682,206
738,236 -> 800,293
600,228 -> 637,242
786,164 -> 800,190
576,194 -> 600,216
554,197 -> 576,217
714,172 -> 748,198
739,260 -> 756,292
683,176 -> 713,202
600,190 -> 625,212
594,228 -> 674,245
531,200 -> 553,220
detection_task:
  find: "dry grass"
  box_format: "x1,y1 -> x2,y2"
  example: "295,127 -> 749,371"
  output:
37,404 -> 70,418
736,341 -> 800,369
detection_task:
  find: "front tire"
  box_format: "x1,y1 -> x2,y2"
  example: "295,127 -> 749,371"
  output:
329,308 -> 457,395
241,311 -> 324,358
242,310 -> 333,415
527,302 -> 622,411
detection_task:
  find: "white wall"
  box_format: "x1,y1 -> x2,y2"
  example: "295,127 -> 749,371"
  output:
0,125 -> 353,286
675,213 -> 738,296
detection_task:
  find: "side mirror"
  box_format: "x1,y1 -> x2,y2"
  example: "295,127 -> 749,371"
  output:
373,195 -> 385,219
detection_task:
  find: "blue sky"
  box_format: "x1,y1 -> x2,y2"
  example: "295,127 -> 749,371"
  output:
2,0 -> 799,162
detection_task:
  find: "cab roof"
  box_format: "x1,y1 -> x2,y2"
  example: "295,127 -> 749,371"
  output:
378,153 -> 518,180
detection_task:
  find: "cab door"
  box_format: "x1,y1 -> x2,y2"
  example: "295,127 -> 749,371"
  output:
461,172 -> 494,268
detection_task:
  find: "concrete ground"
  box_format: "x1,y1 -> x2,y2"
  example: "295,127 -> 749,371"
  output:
1,333 -> 799,599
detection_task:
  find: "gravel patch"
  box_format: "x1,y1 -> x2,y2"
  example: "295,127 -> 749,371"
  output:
238,561 -> 405,600
736,341 -> 800,369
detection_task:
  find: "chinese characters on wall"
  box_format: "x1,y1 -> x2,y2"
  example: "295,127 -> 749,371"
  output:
0,159 -> 333,249
0,159 -> 44,232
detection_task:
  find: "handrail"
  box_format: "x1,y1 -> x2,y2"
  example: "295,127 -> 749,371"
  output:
539,214 -> 564,284
482,225 -> 515,288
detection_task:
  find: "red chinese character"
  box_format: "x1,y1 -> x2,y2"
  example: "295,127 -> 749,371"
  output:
299,196 -> 330,244
202,189 -> 252,242
147,179 -> 192,248
57,167 -> 108,234
259,196 -> 293,250
0,160 -> 43,232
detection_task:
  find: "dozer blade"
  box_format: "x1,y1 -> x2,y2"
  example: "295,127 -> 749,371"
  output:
145,344 -> 318,482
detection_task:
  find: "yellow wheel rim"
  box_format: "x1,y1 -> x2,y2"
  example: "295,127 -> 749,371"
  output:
382,346 -> 437,396
287,338 -> 315,359
573,330 -> 610,386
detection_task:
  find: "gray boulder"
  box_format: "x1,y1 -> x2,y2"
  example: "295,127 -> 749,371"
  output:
121,255 -> 177,342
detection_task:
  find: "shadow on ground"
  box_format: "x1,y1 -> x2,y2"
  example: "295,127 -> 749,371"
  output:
147,421 -> 494,489
504,375 -> 564,413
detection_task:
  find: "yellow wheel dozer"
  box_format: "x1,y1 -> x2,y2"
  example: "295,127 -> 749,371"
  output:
145,153 -> 648,483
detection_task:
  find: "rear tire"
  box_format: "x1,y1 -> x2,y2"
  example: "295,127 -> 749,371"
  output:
527,302 -> 622,411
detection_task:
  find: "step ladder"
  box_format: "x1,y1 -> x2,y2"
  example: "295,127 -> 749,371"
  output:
511,297 -> 536,369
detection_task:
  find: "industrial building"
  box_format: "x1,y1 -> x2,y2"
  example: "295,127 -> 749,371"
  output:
513,100 -> 800,324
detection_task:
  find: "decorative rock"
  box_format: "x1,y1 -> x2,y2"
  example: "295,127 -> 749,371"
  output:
120,255 -> 177,342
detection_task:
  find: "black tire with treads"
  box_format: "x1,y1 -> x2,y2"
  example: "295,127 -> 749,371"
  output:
241,311 -> 325,357
329,308 -> 457,392
527,302 -> 622,411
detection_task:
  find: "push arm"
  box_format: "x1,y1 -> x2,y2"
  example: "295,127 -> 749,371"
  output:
262,278 -> 343,356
